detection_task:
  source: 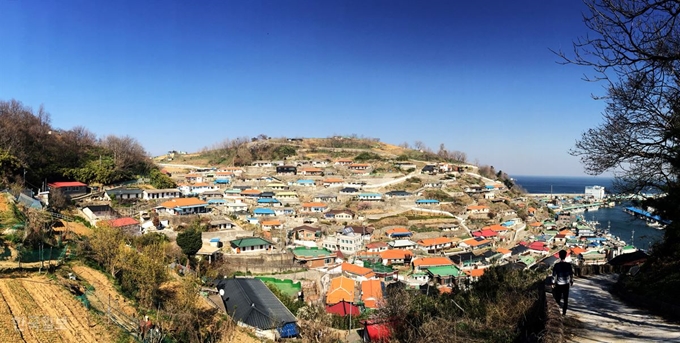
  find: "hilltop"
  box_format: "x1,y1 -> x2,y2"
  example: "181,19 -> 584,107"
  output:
155,136 -> 472,170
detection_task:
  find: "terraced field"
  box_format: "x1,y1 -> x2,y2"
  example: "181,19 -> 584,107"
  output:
0,276 -> 114,343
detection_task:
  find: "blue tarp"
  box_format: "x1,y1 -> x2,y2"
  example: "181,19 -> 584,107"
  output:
214,179 -> 230,184
390,232 -> 413,237
278,322 -> 299,338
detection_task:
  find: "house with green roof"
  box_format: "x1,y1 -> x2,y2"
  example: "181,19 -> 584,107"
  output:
519,255 -> 536,266
230,237 -> 273,254
427,265 -> 461,286
291,247 -> 336,268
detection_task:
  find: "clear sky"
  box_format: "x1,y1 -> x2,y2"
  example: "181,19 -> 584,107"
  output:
0,0 -> 608,176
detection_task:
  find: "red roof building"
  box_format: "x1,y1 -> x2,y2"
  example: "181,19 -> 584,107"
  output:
325,301 -> 361,316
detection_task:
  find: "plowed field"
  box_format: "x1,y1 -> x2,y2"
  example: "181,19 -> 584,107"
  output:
0,276 -> 114,342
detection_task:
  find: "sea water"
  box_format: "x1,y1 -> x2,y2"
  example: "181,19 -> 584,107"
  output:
513,175 -> 665,250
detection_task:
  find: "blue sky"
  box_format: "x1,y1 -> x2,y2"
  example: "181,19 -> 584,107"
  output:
0,0 -> 607,176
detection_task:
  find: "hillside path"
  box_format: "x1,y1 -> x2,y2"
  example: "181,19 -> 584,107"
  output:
564,274 -> 680,343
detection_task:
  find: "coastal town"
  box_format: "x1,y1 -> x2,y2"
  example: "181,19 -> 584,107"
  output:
1,137 -> 644,342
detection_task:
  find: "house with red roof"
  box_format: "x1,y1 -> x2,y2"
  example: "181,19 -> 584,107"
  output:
472,229 -> 498,239
104,217 -> 141,234
326,301 -> 360,316
528,241 -> 550,254
361,319 -> 392,343
48,181 -> 88,197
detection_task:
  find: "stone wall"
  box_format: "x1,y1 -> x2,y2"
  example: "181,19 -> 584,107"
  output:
542,284 -> 566,343
224,251 -> 303,274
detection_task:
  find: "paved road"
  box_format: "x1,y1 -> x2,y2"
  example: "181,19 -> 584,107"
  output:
564,274 -> 680,343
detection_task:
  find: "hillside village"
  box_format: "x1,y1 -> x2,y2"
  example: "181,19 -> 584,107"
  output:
1,137 -> 638,342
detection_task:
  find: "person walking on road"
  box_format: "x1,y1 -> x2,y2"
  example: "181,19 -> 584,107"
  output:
552,249 -> 574,315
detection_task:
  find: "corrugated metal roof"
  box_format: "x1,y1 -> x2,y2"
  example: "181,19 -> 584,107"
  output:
216,278 -> 297,330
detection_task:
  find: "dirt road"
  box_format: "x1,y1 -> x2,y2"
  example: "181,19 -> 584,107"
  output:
564,274 -> 680,342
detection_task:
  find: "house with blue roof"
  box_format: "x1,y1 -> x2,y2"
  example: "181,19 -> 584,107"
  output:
16,193 -> 42,209
415,199 -> 440,206
253,208 -> 276,217
357,193 -> 382,201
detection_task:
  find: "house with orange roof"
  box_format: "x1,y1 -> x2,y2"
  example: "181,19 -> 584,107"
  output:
411,257 -> 453,271
466,205 -> 489,214
528,207 -> 537,216
260,219 -> 282,231
459,237 -> 492,250
385,227 -> 413,239
463,268 -> 485,282
342,262 -> 376,281
496,247 -> 512,258
417,237 -> 453,252
322,178 -> 344,186
570,246 -> 587,256
361,279 -> 384,309
159,198 -> 208,215
379,249 -> 412,266
299,167 -> 324,176
529,221 -> 543,228
559,228 -> 576,237
326,276 -> 356,305
241,189 -> 262,197
301,202 -> 328,213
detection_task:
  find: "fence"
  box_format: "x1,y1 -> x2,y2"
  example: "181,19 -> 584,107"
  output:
19,246 -> 67,263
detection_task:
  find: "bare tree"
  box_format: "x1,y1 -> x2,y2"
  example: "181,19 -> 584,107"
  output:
100,135 -> 150,172
414,140 -> 426,151
557,1 -> 680,248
